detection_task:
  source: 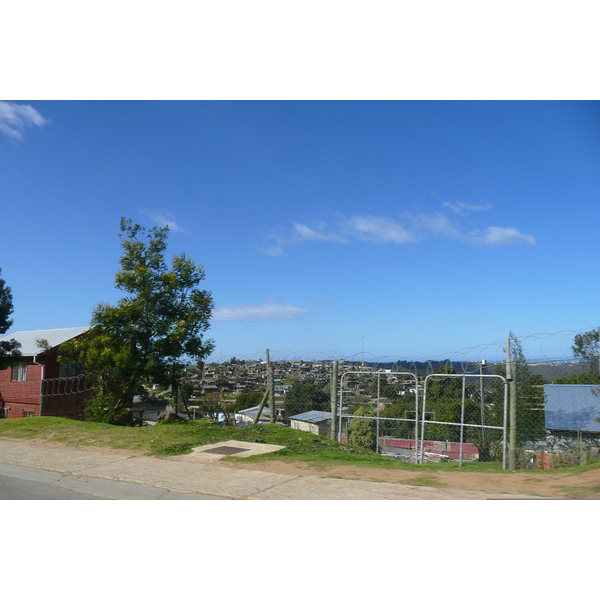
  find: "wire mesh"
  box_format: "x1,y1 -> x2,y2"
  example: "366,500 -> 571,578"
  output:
201,327 -> 600,468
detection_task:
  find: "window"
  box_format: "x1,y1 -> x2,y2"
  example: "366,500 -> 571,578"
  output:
11,361 -> 27,382
23,410 -> 35,418
59,361 -> 84,378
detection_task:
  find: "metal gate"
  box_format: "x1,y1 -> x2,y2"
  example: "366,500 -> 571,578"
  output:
419,373 -> 508,467
338,370 -> 420,460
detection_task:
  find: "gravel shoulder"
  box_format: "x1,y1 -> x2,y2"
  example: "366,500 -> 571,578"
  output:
222,458 -> 600,499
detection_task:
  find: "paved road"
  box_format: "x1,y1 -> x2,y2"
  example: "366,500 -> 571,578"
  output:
0,462 -> 227,500
0,471 -> 104,500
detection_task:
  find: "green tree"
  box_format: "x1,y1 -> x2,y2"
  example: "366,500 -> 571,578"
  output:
348,405 -> 376,450
570,329 -> 600,380
493,333 -> 546,443
60,218 -> 214,424
380,394 -> 417,438
494,331 -> 530,383
231,391 -> 263,412
0,268 -> 21,370
554,373 -> 600,384
284,380 -> 329,419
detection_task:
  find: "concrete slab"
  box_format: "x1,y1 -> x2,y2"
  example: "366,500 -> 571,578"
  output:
171,440 -> 286,464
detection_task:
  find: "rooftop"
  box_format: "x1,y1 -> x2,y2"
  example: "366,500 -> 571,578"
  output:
288,410 -> 332,423
0,327 -> 90,356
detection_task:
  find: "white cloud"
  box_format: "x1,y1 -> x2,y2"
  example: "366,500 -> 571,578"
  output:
402,211 -> 461,239
142,210 -> 184,232
0,101 -> 50,139
443,201 -> 493,214
468,226 -> 536,246
262,204 -> 535,254
259,245 -> 285,257
293,222 -> 347,243
213,301 -> 313,322
343,215 -> 417,244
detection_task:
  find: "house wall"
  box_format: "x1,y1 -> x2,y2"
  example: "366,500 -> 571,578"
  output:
290,420 -> 317,434
0,360 -> 43,418
289,420 -> 330,435
0,354 -> 88,420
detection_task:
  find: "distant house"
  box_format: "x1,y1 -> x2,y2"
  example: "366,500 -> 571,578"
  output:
235,405 -> 284,425
288,410 -> 332,436
0,327 -> 90,419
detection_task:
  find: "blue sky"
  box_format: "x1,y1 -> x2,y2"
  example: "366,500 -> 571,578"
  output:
1,100 -> 599,362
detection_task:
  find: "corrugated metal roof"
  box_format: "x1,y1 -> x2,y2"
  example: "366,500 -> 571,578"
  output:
0,327 -> 90,356
544,384 -> 600,433
288,410 -> 332,423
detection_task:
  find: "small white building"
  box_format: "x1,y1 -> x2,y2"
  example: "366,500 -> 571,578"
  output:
235,405 -> 284,425
288,410 -> 332,436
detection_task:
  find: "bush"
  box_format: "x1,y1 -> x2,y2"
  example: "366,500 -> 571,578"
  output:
84,393 -> 130,426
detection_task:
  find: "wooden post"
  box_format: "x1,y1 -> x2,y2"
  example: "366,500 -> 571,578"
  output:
330,360 -> 338,441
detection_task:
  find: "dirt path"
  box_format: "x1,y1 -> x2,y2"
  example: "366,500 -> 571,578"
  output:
224,459 -> 600,498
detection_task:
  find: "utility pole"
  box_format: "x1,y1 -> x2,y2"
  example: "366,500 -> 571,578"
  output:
361,336 -> 365,367
330,360 -> 338,441
506,336 -> 517,470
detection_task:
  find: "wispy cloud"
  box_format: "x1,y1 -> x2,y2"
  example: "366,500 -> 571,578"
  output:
341,216 -> 417,244
293,223 -> 347,243
142,210 -> 185,232
443,201 -> 493,214
263,203 -> 535,254
467,226 -> 536,246
260,246 -> 286,257
213,300 -> 314,322
401,211 -> 461,239
0,101 -> 50,140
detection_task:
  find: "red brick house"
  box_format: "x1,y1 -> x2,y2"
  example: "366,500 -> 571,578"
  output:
0,327 -> 90,419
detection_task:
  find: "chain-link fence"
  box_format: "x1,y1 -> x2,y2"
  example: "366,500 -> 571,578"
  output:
200,328 -> 600,469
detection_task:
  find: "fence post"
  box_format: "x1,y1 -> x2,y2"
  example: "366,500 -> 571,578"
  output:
510,362 -> 518,468
506,336 -> 517,469
376,373 -> 381,454
330,360 -> 338,441
253,388 -> 270,425
506,337 -> 514,469
267,349 -> 275,423
254,349 -> 271,425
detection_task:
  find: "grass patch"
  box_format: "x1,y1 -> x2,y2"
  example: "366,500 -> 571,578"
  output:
406,475 -> 445,488
2,417 -> 600,475
558,485 -> 600,499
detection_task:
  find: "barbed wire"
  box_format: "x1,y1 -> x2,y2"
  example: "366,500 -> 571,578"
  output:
204,327 -> 598,371
41,374 -> 92,396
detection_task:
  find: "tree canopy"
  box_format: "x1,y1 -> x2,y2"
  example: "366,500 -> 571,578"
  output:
60,218 -> 214,423
0,268 -> 21,370
284,380 -> 329,418
348,405 -> 376,450
572,329 -> 599,374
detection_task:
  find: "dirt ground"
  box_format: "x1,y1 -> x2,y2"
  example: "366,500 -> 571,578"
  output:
225,458 -> 600,499
11,438 -> 600,498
